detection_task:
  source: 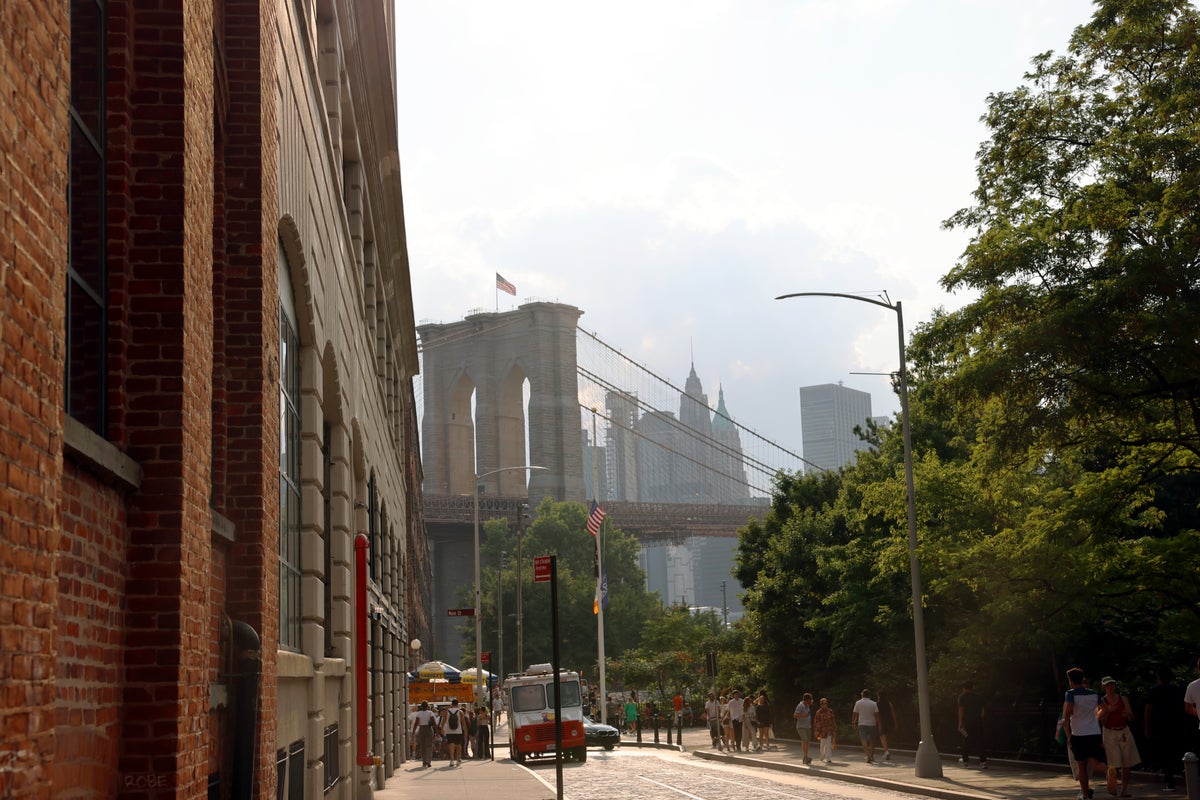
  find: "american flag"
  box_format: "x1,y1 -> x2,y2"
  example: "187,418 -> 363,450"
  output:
586,499 -> 606,537
495,272 -> 516,295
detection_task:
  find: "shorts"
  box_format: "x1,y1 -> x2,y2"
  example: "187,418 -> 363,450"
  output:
1102,727 -> 1141,768
1070,733 -> 1105,764
796,726 -> 812,742
445,733 -> 463,746
858,724 -> 877,742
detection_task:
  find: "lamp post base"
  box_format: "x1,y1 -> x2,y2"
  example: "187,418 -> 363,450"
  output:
915,737 -> 943,778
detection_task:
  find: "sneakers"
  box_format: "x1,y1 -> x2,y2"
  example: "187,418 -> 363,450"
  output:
980,761 -> 988,770
883,750 -> 891,761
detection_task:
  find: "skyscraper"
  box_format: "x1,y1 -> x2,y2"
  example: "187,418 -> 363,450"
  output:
799,382 -> 875,471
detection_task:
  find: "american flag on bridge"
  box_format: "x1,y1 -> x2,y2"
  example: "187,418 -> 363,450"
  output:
495,272 -> 516,295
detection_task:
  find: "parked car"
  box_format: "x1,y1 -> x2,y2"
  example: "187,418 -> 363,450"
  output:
582,716 -> 620,750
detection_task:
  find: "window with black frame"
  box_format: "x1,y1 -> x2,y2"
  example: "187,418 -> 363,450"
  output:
68,0 -> 108,433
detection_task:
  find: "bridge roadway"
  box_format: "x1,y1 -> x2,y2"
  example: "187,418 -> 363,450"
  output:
422,494 -> 767,543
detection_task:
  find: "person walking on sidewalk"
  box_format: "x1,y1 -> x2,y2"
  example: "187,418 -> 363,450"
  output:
754,691 -> 773,751
957,680 -> 989,768
1064,667 -> 1106,800
705,692 -> 723,749
728,689 -> 745,751
814,697 -> 837,764
793,693 -> 814,764
877,690 -> 897,762
412,702 -> 438,768
852,689 -> 880,764
1098,676 -> 1139,797
442,698 -> 468,767
1144,666 -> 1186,791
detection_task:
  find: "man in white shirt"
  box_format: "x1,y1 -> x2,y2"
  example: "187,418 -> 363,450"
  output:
704,692 -> 723,749
411,702 -> 439,768
851,689 -> 880,764
728,690 -> 745,751
1064,668 -> 1104,800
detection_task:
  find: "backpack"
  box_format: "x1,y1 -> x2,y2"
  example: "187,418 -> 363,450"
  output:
448,709 -> 460,730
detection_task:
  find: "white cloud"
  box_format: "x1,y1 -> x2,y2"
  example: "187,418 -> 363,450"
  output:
397,0 -> 1098,450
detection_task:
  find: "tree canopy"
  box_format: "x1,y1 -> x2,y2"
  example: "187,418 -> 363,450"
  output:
735,0 -> 1200,748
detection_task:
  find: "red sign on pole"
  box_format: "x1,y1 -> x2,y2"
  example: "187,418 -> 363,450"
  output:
533,555 -> 552,583
447,608 -> 475,617
481,651 -> 491,665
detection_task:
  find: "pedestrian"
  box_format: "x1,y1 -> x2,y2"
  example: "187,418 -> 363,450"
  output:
877,690 -> 897,762
1098,676 -> 1139,797
957,680 -> 988,768
476,704 -> 491,759
721,694 -> 735,750
441,698 -> 467,766
705,691 -> 723,749
814,697 -> 837,764
728,689 -> 745,751
606,694 -> 620,729
411,701 -> 438,768
1144,665 -> 1186,791
742,692 -> 755,750
851,689 -> 880,764
1064,667 -> 1106,800
793,692 -> 814,764
754,690 -> 773,751
674,690 -> 685,730
1185,656 -> 1200,756
466,708 -> 478,759
624,691 -> 640,736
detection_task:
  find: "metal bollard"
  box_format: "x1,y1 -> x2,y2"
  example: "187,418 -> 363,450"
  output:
1184,752 -> 1199,800
653,713 -> 661,744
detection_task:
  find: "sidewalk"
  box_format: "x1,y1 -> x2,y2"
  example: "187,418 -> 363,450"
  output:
374,719 -> 1177,800
675,725 -> 1170,800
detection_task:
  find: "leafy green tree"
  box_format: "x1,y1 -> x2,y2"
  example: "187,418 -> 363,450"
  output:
467,498 -> 661,681
609,604 -> 722,706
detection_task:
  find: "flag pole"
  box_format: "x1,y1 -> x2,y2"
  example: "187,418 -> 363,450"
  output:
593,408 -> 608,725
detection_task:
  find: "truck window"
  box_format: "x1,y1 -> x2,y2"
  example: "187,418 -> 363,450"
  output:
511,684 -> 546,712
559,680 -> 582,707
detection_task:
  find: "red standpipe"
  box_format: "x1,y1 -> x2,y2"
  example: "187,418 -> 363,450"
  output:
354,533 -> 372,766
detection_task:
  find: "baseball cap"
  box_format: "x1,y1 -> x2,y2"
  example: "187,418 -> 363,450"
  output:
1100,676 -> 1116,685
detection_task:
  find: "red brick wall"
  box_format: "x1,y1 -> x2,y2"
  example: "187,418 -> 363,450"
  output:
220,0 -> 280,795
56,469 -> 129,800
0,0 -> 68,798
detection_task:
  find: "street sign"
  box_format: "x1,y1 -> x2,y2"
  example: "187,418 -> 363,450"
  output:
481,651 -> 491,665
533,555 -> 552,583
447,608 -> 475,617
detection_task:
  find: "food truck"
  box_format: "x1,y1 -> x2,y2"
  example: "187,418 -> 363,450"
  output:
502,663 -> 587,763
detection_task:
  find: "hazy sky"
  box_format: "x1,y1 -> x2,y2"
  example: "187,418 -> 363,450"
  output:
394,0 -> 1099,459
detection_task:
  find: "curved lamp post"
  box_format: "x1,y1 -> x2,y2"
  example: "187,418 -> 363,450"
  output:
775,291 -> 941,778
474,465 -> 547,708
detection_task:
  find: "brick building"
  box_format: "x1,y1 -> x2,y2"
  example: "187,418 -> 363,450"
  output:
0,1 -> 427,798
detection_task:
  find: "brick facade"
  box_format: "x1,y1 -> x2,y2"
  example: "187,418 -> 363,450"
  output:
1,1 -> 422,798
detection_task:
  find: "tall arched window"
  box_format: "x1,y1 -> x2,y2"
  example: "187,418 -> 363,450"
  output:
279,241 -> 302,650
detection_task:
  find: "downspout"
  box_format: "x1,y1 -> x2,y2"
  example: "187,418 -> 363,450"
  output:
230,620 -> 261,800
355,534 -> 372,769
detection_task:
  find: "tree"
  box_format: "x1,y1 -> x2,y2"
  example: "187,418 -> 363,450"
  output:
933,0 -> 1200,463
609,604 -> 723,706
468,498 -> 661,681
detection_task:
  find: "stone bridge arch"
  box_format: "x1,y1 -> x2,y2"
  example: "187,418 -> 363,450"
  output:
418,301 -> 585,501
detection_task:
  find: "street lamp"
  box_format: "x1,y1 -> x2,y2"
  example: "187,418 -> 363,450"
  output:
775,291 -> 941,778
474,466 -> 547,708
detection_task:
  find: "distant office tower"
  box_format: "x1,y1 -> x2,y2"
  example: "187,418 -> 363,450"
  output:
582,428 -> 608,500
711,386 -> 750,503
800,383 -> 875,471
605,390 -> 641,501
